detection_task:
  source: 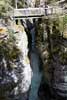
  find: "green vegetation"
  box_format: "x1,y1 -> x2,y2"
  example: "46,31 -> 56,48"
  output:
0,30 -> 21,69
0,0 -> 11,16
0,0 -> 26,16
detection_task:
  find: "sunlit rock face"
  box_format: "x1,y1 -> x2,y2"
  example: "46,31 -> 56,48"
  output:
0,21 -> 32,98
13,23 -> 33,94
13,24 -> 28,58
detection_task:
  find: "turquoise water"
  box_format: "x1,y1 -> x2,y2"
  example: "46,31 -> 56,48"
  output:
29,51 -> 42,100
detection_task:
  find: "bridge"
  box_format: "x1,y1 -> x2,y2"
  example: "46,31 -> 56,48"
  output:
8,6 -> 67,19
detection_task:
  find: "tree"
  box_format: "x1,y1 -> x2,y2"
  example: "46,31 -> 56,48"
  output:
0,0 -> 12,16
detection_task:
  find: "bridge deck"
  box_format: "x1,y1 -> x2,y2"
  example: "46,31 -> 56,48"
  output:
9,7 -> 67,19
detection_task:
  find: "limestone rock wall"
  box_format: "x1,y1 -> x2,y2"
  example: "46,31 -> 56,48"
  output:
0,19 -> 32,98
36,17 -> 67,97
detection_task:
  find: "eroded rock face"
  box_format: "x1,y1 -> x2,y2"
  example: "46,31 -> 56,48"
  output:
0,21 -> 32,99
52,39 -> 67,96
13,24 -> 32,94
36,19 -> 67,98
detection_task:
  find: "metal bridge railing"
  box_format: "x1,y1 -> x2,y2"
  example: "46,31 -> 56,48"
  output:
8,7 -> 67,19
